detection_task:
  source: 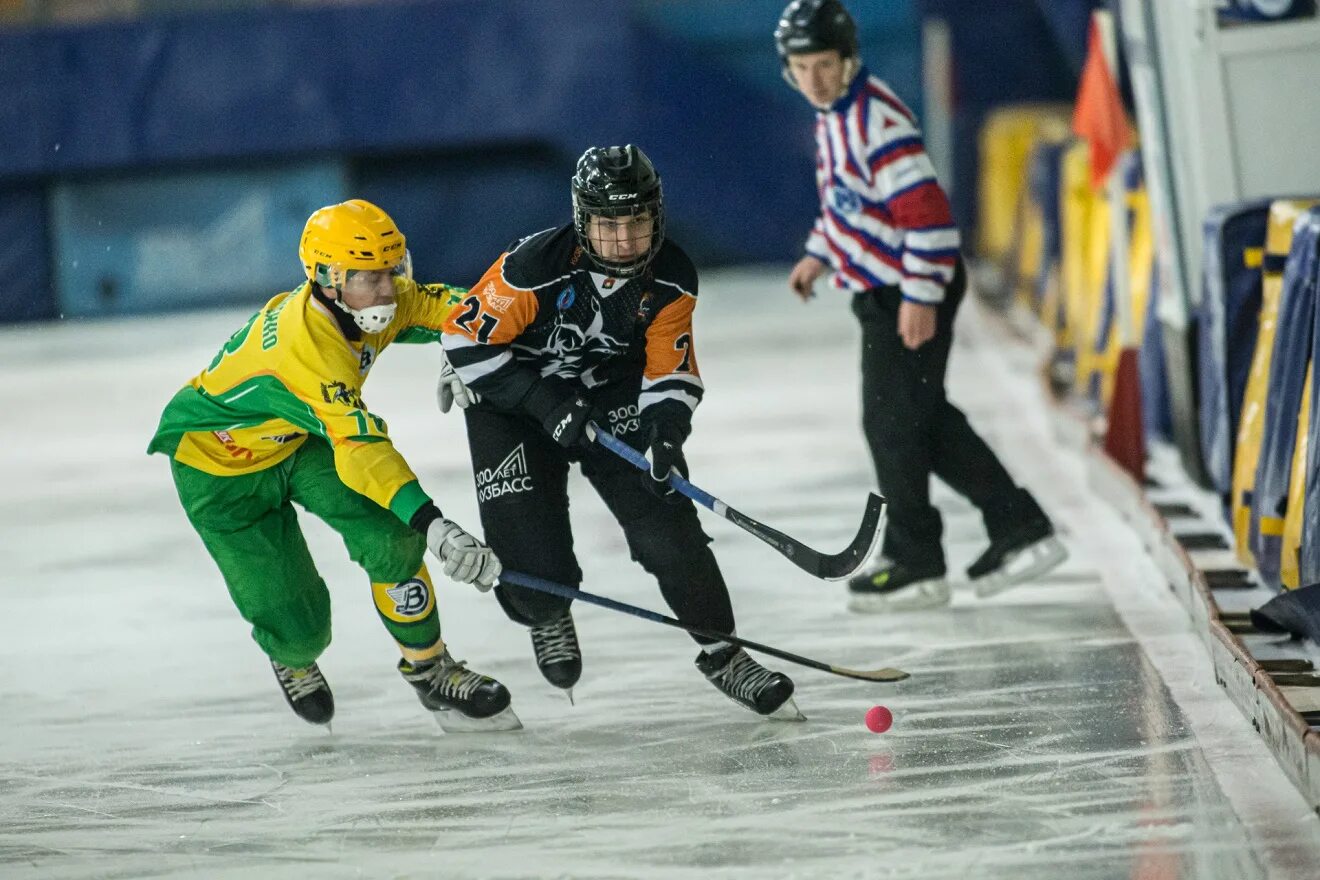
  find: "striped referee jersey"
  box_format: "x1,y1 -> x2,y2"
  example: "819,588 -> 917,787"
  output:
804,66 -> 961,304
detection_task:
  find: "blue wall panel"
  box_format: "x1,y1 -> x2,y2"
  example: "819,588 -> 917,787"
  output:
0,187 -> 54,322
0,0 -> 826,322
1196,199 -> 1272,494
1251,208 -> 1320,585
51,162 -> 346,316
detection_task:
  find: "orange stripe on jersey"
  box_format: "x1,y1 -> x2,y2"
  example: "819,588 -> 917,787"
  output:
442,254 -> 539,345
644,295 -> 699,381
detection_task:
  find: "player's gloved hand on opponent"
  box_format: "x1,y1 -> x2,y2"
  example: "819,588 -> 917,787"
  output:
410,504 -> 500,591
642,420 -> 689,503
436,350 -> 480,413
426,518 -> 501,590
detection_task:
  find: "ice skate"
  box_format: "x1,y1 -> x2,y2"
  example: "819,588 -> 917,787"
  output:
271,660 -> 335,726
399,650 -> 521,733
847,560 -> 950,613
530,611 -> 582,702
968,520 -> 1068,598
696,646 -> 803,721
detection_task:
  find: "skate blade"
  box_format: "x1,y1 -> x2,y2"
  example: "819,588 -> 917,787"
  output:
432,705 -> 523,733
973,537 -> 1068,599
766,697 -> 806,722
847,578 -> 950,614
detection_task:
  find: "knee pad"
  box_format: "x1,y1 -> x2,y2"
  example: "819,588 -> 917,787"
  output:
372,565 -> 443,664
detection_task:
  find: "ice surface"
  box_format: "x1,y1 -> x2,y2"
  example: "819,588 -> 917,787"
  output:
3,269 -> 1319,879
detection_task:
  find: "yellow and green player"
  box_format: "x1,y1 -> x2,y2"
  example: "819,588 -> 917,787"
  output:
148,199 -> 520,732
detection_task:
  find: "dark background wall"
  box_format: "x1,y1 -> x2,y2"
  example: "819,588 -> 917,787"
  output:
0,0 -> 1093,322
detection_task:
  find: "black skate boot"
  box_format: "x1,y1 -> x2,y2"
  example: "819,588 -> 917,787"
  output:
270,660 -> 335,726
399,650 -> 521,733
695,646 -> 802,721
529,611 -> 582,699
967,518 -> 1067,598
847,559 -> 949,613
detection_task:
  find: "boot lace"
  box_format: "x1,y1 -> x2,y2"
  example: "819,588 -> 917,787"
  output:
531,615 -> 579,665
408,653 -> 484,701
274,663 -> 327,701
716,651 -> 777,703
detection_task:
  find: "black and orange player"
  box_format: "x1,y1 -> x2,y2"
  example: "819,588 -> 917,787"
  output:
439,145 -> 799,720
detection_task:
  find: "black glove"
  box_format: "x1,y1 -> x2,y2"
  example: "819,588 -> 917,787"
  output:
642,420 -> 689,502
541,393 -> 605,450
522,376 -> 604,450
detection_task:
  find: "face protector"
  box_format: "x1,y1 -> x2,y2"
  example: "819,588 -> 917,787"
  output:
317,250 -> 412,333
573,197 -> 664,279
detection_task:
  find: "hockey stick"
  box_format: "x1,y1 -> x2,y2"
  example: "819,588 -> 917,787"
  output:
588,423 -> 885,581
499,570 -> 909,683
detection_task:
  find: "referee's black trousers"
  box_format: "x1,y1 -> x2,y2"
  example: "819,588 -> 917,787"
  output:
853,263 -> 1045,570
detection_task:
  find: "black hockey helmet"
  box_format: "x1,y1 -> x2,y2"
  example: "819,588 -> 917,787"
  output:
571,144 -> 664,279
774,0 -> 859,66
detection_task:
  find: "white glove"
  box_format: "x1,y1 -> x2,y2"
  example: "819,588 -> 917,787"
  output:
426,518 -> 501,591
437,352 -> 481,413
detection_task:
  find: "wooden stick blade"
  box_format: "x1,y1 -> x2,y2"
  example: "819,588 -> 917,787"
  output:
832,665 -> 910,683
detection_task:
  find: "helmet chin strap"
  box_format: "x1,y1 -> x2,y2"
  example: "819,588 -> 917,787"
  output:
323,269 -> 397,333
333,296 -> 397,333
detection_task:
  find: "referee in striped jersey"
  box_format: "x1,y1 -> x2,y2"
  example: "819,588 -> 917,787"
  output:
775,0 -> 1066,612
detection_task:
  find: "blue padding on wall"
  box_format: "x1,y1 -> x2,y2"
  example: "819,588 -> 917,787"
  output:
1251,208 -> 1320,584
0,186 -> 53,323
0,1 -> 626,179
355,148 -> 565,289
1197,199 -> 1272,494
0,1 -> 817,279
1028,141 -> 1066,312
51,162 -> 346,317
1141,260 -> 1173,442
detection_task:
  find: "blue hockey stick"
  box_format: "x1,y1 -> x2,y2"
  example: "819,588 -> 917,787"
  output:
588,423 -> 885,581
499,570 -> 908,682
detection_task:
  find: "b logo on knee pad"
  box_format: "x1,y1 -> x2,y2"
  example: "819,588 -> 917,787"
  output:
374,576 -> 434,622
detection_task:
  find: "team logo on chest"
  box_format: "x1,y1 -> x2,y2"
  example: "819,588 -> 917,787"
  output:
831,186 -> 862,216
556,286 -> 577,310
636,291 -> 654,322
359,345 -> 376,374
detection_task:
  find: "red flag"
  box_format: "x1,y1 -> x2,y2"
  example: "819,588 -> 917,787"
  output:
1073,16 -> 1131,189
1104,347 -> 1146,483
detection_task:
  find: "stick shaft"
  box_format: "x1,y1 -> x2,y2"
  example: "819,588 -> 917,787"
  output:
588,424 -> 884,581
499,570 -> 907,683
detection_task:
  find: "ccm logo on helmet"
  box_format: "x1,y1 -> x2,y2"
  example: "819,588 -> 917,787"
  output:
608,193 -> 638,200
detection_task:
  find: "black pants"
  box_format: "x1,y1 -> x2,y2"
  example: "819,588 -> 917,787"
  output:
854,263 -> 1044,568
463,383 -> 734,643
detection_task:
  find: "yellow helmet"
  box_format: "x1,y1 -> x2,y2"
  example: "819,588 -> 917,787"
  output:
299,199 -> 409,284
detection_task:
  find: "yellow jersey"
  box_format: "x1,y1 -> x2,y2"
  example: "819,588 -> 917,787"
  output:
148,279 -> 462,525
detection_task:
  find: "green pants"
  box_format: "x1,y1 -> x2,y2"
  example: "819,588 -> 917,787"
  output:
171,438 -> 437,668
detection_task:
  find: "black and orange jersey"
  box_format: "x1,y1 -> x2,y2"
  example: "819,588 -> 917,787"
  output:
442,224 -> 704,429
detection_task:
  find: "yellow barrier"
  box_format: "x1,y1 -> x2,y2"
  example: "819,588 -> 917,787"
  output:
1060,141 -> 1111,398
1230,199 -> 1318,565
977,105 -> 1072,264
1095,172 -> 1154,405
